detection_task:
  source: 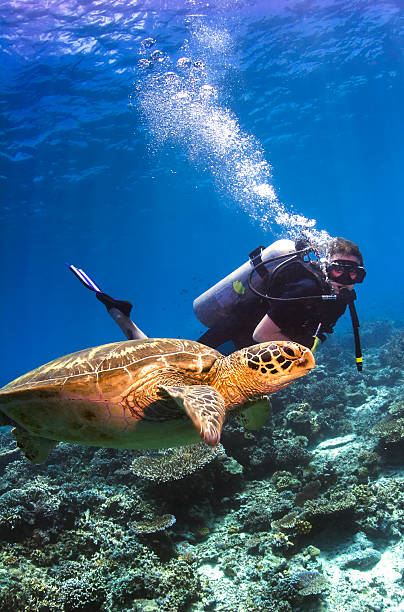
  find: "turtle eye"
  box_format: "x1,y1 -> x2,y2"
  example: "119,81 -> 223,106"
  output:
280,343 -> 302,360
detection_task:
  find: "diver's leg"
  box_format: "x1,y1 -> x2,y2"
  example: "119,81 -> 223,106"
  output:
198,323 -> 258,352
197,325 -> 233,349
95,293 -> 148,340
68,264 -> 148,341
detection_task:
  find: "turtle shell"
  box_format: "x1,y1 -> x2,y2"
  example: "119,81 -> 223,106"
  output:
0,339 -> 222,450
1,338 -> 221,395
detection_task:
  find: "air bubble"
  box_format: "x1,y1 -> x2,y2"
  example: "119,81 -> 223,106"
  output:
199,85 -> 217,99
138,59 -> 152,69
172,91 -> 190,101
159,72 -> 180,88
163,71 -> 178,79
177,57 -> 192,69
150,50 -> 164,61
141,38 -> 155,49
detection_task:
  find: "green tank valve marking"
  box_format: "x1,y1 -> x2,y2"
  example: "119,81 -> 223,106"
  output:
233,280 -> 245,295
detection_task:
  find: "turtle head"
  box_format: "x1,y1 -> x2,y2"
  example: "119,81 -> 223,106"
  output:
218,341 -> 315,404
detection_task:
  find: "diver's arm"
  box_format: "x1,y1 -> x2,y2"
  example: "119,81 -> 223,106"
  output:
253,314 -> 291,343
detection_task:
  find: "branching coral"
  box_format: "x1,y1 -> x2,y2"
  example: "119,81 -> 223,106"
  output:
274,438 -> 312,468
285,403 -> 319,438
352,484 -> 373,505
60,577 -> 105,611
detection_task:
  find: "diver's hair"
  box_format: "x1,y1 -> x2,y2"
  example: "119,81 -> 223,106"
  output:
327,237 -> 363,266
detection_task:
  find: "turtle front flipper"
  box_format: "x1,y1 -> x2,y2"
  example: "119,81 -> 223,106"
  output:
159,385 -> 226,448
12,426 -> 58,464
233,397 -> 272,430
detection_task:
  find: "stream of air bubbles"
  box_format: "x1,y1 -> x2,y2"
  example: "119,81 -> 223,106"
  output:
134,17 -> 331,252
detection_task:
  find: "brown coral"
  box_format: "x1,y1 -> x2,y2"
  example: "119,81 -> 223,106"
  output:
371,417 -> 404,444
272,511 -> 312,538
295,519 -> 312,535
130,443 -> 225,482
271,471 -> 301,492
304,492 -> 356,518
128,513 -> 176,534
353,484 -> 373,505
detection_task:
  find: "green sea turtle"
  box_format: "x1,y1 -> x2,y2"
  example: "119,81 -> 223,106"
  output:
0,338 -> 315,464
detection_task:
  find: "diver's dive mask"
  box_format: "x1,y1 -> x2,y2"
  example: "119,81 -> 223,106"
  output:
326,260 -> 366,285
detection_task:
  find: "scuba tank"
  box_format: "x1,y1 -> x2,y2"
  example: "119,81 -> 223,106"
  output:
193,239 -> 297,329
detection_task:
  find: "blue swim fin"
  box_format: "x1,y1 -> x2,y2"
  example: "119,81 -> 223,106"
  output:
67,264 -> 133,316
68,264 -> 102,293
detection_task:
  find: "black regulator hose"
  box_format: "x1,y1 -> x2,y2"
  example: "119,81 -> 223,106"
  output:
339,288 -> 363,371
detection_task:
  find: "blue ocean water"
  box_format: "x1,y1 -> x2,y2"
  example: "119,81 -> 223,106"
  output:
1,0 -> 404,385
1,4 -> 404,610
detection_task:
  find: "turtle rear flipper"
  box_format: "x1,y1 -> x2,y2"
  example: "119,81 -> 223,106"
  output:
12,427 -> 58,464
159,385 -> 226,448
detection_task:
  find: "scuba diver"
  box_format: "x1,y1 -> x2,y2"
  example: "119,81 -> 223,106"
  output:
69,236 -> 366,370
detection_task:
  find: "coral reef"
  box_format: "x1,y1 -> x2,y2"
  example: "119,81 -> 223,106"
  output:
379,328 -> 404,369
0,320 -> 402,610
371,400 -> 404,446
371,415 -> 404,444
